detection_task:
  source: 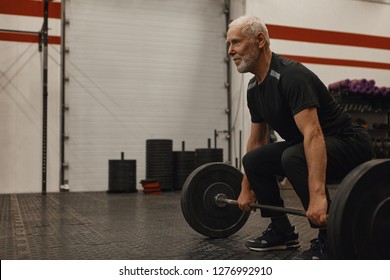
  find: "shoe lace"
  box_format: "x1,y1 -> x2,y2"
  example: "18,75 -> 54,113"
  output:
310,238 -> 326,254
261,223 -> 276,237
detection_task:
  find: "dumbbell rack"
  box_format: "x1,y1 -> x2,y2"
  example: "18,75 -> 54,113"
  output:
331,91 -> 390,159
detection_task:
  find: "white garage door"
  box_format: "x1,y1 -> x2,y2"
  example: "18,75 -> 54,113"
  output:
65,0 -> 228,191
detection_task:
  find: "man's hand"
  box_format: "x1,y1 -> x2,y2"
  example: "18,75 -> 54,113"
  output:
237,186 -> 257,213
306,195 -> 328,226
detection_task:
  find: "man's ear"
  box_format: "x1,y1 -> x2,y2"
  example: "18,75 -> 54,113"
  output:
256,32 -> 266,47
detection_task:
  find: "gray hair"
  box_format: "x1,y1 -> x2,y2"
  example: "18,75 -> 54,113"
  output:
229,15 -> 270,45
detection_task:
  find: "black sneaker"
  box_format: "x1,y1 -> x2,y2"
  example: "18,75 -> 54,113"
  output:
245,223 -> 300,251
294,238 -> 330,260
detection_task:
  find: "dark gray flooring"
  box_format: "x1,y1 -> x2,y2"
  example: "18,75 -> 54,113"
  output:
0,188 -> 320,260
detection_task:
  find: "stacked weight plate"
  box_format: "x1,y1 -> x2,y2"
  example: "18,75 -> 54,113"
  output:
140,179 -> 161,195
146,139 -> 173,191
173,151 -> 196,190
195,148 -> 223,167
108,157 -> 137,193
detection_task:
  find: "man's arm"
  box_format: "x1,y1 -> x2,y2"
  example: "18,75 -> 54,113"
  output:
238,122 -> 268,212
294,107 -> 328,226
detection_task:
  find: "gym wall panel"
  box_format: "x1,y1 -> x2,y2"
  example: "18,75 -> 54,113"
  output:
0,43 -> 61,194
0,1 -> 61,194
244,0 -> 390,84
229,0 -> 390,163
65,0 -> 228,191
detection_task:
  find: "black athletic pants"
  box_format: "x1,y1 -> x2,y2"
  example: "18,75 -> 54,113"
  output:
242,126 -> 373,227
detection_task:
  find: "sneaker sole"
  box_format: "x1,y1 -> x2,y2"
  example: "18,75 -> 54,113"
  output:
246,241 -> 300,252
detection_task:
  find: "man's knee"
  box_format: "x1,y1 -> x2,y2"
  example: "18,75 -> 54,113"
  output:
242,147 -> 275,175
242,149 -> 256,170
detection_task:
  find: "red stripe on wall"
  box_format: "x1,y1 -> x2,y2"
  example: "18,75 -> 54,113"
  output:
282,54 -> 390,70
0,0 -> 61,19
0,31 -> 61,44
268,24 -> 390,51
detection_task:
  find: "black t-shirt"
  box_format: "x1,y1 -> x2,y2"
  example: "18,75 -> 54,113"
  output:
247,53 -> 353,142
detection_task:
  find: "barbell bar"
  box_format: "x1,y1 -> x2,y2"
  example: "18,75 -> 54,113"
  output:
214,193 -> 307,217
180,160 -> 390,259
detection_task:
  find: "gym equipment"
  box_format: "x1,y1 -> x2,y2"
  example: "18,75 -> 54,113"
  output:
181,160 -> 390,259
146,139 -> 173,191
108,152 -> 137,193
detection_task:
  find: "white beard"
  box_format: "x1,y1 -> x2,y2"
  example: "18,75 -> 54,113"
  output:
235,47 -> 259,73
236,58 -> 253,73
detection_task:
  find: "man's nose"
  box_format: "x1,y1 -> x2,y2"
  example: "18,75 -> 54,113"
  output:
228,45 -> 235,56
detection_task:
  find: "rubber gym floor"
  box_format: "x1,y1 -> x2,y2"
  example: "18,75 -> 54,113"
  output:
0,186 -> 332,260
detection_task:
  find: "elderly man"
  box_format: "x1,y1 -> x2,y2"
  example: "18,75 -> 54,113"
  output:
226,15 -> 372,259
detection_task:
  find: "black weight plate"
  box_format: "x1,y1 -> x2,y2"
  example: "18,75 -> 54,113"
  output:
328,159 -> 390,259
369,197 -> 390,258
181,162 -> 249,238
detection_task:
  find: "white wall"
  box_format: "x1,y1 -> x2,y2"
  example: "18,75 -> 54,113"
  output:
248,0 -> 390,85
0,12 -> 61,194
230,0 -> 390,166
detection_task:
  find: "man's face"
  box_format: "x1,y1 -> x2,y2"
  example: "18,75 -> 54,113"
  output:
226,26 -> 259,73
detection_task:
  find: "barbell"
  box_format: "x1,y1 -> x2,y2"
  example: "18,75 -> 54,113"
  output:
180,159 -> 390,259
